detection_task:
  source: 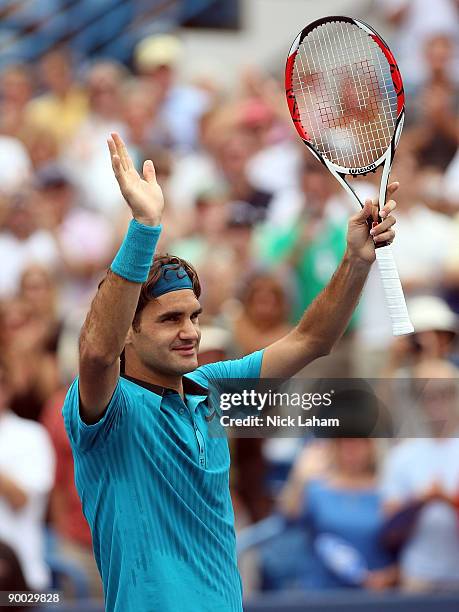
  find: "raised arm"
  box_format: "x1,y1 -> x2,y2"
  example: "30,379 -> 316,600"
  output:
78,133 -> 164,423
261,184 -> 398,378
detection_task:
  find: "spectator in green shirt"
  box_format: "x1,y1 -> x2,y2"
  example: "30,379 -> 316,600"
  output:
256,159 -> 354,325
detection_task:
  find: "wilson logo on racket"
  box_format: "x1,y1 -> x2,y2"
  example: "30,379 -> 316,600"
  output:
285,15 -> 414,337
349,164 -> 376,174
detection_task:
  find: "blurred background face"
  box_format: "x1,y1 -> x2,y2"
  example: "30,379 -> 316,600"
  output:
420,379 -> 458,428
0,298 -> 32,348
1,65 -> 32,107
37,179 -> 74,225
199,107 -> 229,152
424,34 -> 454,75
226,223 -> 253,254
87,63 -> 123,118
24,127 -> 59,170
411,329 -> 457,359
334,439 -> 375,476
40,50 -> 72,95
216,131 -> 255,179
243,276 -> 287,325
19,265 -> 56,316
4,193 -> 37,239
415,360 -> 459,432
122,84 -> 156,143
145,64 -> 175,92
419,82 -> 455,117
236,99 -> 274,151
300,162 -> 336,211
195,195 -> 227,237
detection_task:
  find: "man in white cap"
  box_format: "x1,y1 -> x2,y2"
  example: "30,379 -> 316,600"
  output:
134,33 -> 210,151
408,295 -> 458,362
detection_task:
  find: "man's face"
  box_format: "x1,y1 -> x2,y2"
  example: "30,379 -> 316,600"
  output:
127,290 -> 202,377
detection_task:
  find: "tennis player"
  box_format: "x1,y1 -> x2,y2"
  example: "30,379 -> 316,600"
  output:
62,133 -> 397,611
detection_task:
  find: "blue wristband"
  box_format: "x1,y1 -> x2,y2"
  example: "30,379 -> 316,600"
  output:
111,219 -> 162,283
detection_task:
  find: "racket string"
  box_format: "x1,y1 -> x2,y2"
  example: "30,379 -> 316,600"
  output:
291,21 -> 397,168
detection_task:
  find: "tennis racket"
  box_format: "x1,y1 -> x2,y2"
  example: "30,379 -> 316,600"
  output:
285,16 -> 414,336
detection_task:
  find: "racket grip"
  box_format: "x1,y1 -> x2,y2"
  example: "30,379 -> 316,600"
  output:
375,246 -> 414,336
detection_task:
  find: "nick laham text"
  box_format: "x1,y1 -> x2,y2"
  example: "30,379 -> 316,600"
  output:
220,415 -> 340,428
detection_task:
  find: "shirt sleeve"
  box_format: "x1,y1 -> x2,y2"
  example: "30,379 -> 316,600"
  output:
62,377 -> 128,453
194,349 -> 265,383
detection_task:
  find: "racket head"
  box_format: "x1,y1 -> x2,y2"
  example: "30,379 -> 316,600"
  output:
285,16 -> 405,175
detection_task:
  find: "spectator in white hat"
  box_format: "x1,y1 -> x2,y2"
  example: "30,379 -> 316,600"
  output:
134,33 -> 210,152
383,295 -> 458,376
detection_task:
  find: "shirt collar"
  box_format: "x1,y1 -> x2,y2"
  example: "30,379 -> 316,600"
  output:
121,374 -> 208,399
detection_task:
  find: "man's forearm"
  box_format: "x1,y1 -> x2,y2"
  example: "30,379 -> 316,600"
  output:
79,270 -> 142,365
78,135 -> 165,420
296,250 -> 370,355
80,218 -> 162,365
260,196 -> 396,378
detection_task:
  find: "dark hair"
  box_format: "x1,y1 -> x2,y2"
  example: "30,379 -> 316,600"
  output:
132,254 -> 201,332
110,254 -> 201,374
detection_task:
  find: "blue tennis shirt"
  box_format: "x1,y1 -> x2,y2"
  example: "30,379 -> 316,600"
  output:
62,349 -> 264,612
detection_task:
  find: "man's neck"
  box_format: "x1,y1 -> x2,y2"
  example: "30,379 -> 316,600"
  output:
124,363 -> 184,397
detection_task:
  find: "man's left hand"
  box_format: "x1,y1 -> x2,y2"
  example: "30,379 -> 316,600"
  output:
346,181 -> 399,264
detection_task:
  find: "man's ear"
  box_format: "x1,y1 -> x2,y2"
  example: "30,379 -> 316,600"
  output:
125,327 -> 134,346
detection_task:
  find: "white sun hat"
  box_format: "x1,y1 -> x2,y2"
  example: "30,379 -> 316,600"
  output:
408,295 -> 458,334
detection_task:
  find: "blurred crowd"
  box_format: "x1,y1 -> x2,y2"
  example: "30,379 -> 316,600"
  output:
1,0 -> 459,603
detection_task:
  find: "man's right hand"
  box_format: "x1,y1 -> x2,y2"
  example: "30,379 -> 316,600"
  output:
108,132 -> 164,227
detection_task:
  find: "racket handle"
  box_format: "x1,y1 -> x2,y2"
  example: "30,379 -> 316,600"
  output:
375,246 -> 414,336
